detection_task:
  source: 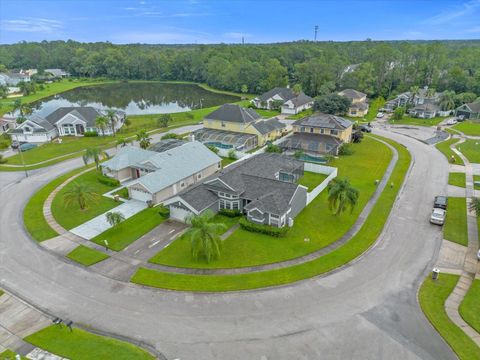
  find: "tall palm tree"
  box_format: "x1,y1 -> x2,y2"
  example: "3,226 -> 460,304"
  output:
83,147 -> 109,169
409,85 -> 420,102
186,210 -> 227,263
327,177 -> 359,216
63,183 -> 99,211
136,130 -> 151,149
439,90 -> 456,111
106,109 -> 118,136
105,211 -> 125,227
95,115 -> 108,136
425,87 -> 436,98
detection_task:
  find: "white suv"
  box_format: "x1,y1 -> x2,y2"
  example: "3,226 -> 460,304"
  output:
430,208 -> 446,225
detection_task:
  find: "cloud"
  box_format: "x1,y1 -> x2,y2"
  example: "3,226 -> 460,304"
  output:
224,32 -> 252,39
1,18 -> 63,33
425,0 -> 480,24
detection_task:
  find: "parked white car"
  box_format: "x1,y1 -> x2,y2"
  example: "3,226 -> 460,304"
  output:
430,208 -> 446,225
446,118 -> 457,125
376,112 -> 384,118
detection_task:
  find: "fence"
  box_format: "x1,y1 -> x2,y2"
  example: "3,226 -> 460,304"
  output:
304,163 -> 337,205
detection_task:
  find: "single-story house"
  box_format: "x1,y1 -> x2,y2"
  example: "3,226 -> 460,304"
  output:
279,113 -> 353,156
281,93 -> 314,115
252,87 -> 314,115
0,72 -> 30,86
384,92 -> 410,112
455,102 -> 480,121
44,69 -> 70,78
164,153 -> 308,227
101,141 -> 222,204
408,103 -> 451,119
10,115 -> 58,143
338,89 -> 369,117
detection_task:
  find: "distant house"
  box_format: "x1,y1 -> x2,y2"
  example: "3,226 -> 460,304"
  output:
408,88 -> 450,118
0,72 -> 31,86
252,87 -> 313,115
384,92 -> 410,112
10,115 -> 58,143
338,89 -> 369,117
44,69 -> 70,78
279,113 -> 353,156
164,153 -> 308,227
101,141 -> 221,204
455,102 -> 480,121
193,104 -> 287,151
409,103 -> 442,119
0,117 -> 15,135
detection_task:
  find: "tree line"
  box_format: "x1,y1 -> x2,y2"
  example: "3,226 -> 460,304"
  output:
0,40 -> 479,98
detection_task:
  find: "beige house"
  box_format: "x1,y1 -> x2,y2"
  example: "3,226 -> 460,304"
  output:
338,89 -> 369,117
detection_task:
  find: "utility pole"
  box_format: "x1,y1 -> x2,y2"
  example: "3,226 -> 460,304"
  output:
314,25 -> 319,41
242,36 -> 245,45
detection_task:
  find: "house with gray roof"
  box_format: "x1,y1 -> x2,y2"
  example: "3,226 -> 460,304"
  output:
101,141 -> 222,204
455,102 -> 480,121
44,69 -> 70,78
252,87 -> 314,115
164,153 -> 308,227
10,115 -> 58,143
338,89 -> 369,117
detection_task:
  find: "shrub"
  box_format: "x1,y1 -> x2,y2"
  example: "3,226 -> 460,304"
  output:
84,131 -> 98,137
207,144 -> 219,154
239,217 -> 289,237
161,133 -> 182,140
228,149 -> 237,160
97,174 -> 120,187
218,209 -> 241,218
0,140 -> 10,149
0,154 -> 7,164
158,205 -> 170,218
339,143 -> 355,156
265,143 -> 282,153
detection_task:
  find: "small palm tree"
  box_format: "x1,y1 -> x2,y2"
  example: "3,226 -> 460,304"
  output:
157,114 -> 172,128
106,109 -> 118,136
105,211 -> 125,227
123,117 -> 131,130
95,115 -> 108,136
425,87 -> 436,98
63,183 -> 99,211
469,198 -> 480,217
186,210 -> 227,263
439,90 -> 456,111
136,130 -> 151,149
327,177 -> 359,216
83,147 -> 109,169
116,138 -> 131,148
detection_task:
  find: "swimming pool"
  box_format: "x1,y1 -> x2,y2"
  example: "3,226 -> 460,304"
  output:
298,154 -> 327,164
205,142 -> 233,149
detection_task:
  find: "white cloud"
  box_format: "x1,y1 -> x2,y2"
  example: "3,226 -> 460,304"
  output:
1,18 -> 63,33
425,0 -> 480,24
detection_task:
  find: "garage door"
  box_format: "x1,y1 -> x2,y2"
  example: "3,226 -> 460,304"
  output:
130,189 -> 152,202
170,206 -> 193,222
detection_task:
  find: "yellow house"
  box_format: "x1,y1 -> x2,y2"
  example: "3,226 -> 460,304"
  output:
338,89 -> 369,117
193,104 -> 287,151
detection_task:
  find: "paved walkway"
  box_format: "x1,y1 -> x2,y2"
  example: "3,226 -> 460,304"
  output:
447,184 -> 466,198
435,239 -> 467,275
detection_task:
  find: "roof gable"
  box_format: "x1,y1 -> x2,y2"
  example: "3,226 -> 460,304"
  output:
205,104 -> 261,124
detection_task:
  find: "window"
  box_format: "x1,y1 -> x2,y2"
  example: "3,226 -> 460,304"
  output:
310,127 -> 314,133
331,130 -> 338,136
197,173 -> 202,179
24,126 -> 31,132
270,214 -> 279,220
232,201 -> 239,210
219,199 -> 225,210
300,127 -> 306,132
320,129 -> 325,134
180,182 -> 185,188
279,172 -> 294,183
221,121 -> 226,127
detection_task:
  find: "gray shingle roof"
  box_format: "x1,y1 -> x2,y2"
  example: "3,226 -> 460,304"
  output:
205,104 -> 261,123
412,103 -> 440,112
338,89 -> 366,100
285,93 -> 313,107
10,115 -> 56,134
252,117 -> 286,135
279,133 -> 342,155
101,146 -> 153,171
258,87 -> 296,102
463,102 -> 480,113
294,113 -> 353,130
45,107 -> 124,127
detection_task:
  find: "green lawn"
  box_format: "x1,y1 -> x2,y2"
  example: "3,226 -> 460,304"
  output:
91,207 -> 165,251
0,289 -> 3,297
365,97 -> 386,121
474,175 -> 480,189
453,121 -> 480,136
435,138 -> 464,165
298,171 -> 328,191
51,169 -> 119,230
66,245 -> 109,266
23,166 -> 95,242
221,157 -> 237,167
457,140 -> 480,163
419,275 -> 480,360
448,172 -> 466,188
255,109 -> 281,118
132,136 -> 410,291
287,108 -> 314,120
444,197 -> 468,246
150,137 -> 392,269
389,116 -> 445,126
113,187 -> 129,199
0,350 -> 27,360
460,279 -> 480,334
24,325 -> 155,360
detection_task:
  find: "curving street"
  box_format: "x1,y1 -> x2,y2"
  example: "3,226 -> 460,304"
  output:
0,126 -> 455,360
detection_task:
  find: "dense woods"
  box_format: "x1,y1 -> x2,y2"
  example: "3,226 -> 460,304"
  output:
1,40 -> 479,98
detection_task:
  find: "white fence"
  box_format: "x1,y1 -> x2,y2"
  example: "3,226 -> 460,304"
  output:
216,148 -> 247,160
304,163 -> 337,205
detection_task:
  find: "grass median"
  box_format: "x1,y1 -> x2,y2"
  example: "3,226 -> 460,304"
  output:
448,172 -> 466,188
453,121 -> 480,136
66,245 -> 109,266
435,138 -> 464,165
131,135 -> 410,291
443,197 -> 468,246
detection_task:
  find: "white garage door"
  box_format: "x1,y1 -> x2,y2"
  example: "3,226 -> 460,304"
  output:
170,206 -> 193,222
130,189 -> 152,202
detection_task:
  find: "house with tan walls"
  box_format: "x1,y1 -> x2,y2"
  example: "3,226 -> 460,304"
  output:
338,89 -> 369,117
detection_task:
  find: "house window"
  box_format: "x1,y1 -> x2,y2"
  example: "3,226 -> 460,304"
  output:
221,121 -> 226,127
331,130 -> 338,136
320,129 -> 325,134
232,201 -> 239,210
219,199 -> 225,210
197,173 -> 202,179
300,127 -> 306,132
279,172 -> 294,183
63,124 -> 75,135
24,126 -> 31,133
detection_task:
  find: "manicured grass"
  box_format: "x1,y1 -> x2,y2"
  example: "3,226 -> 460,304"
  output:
66,245 -> 109,266
132,136 -> 410,290
255,109 -> 281,118
474,175 -> 480,189
23,166 -> 94,242
298,171 -> 328,191
365,97 -> 386,121
457,139 -> 480,163
24,325 -> 155,360
444,197 -> 468,246
419,275 -> 480,360
453,121 -> 480,136
150,137 -> 392,269
460,279 -> 480,334
435,138 -> 464,165
389,116 -> 445,126
0,350 -> 27,360
51,169 -> 118,230
113,187 -> 129,199
91,207 -> 165,251
449,172 -> 466,188
0,289 -> 3,297
287,108 -> 313,120
221,157 -> 237,167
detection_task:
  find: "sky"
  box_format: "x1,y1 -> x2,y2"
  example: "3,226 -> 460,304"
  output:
0,0 -> 479,44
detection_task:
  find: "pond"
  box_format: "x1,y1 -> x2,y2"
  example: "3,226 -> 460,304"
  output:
31,82 -> 240,117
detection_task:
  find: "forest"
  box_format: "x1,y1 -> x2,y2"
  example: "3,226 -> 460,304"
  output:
0,40 -> 479,98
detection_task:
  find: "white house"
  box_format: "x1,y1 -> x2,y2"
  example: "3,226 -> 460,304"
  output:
0,72 -> 31,86
252,87 -> 314,115
44,69 -> 70,78
281,93 -> 314,115
10,115 -> 58,143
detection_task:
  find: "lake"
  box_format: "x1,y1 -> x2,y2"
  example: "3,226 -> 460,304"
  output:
31,82 -> 240,117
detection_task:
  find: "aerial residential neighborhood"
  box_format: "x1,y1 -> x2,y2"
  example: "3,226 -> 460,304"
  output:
0,1 -> 480,360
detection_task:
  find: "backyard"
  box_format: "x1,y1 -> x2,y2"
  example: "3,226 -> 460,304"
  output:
443,197 -> 468,246
453,121 -> 480,136
457,139 -> 480,163
298,171 -> 328,191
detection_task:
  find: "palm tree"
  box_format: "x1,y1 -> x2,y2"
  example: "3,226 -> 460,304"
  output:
409,85 -> 420,102
63,183 -> 99,211
439,90 -> 456,111
95,115 -> 108,136
186,210 -> 227,263
105,211 -> 125,227
327,177 -> 359,216
106,109 -> 118,136
116,138 -> 131,148
123,117 -> 131,130
469,197 -> 480,217
157,114 -> 172,128
83,147 -> 109,169
136,130 -> 151,149
425,87 -> 436,98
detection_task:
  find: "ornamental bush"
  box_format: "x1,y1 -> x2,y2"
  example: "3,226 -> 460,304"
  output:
84,131 -> 99,137
239,217 -> 289,237
218,209 -> 241,217
97,174 -> 120,187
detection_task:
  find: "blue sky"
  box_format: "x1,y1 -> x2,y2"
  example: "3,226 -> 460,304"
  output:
1,0 -> 479,44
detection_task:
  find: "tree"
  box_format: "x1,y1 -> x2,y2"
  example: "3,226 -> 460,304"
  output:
327,177 -> 359,216
161,132 -> 182,140
228,149 -> 237,160
469,197 -> 480,217
83,147 -> 109,169
157,113 -> 172,128
123,117 -> 131,129
294,150 -> 304,159
265,143 -> 282,153
136,130 -> 151,149
206,144 -> 219,154
105,109 -> 118,136
185,209 -> 227,263
12,99 -> 32,121
241,84 -> 248,94
351,131 -> 364,143
392,106 -> 405,121
95,116 -> 108,136
63,183 -> 99,211
116,138 -> 131,148
425,87 -> 436,98
439,90 -> 456,111
409,86 -> 420,102
292,83 -> 302,95
105,211 -> 125,227
313,94 -> 351,115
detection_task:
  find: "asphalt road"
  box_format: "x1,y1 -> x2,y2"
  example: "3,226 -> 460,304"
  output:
0,127 -> 455,360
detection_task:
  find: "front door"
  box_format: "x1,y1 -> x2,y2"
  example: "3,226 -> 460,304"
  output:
75,124 -> 85,135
